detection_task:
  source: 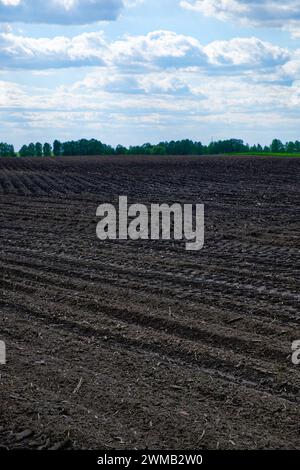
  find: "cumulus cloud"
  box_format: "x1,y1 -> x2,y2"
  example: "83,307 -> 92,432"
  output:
2,70 -> 300,140
0,0 -> 124,24
204,37 -> 290,68
280,49 -> 300,80
138,74 -> 192,94
0,30 -> 208,69
73,71 -> 192,95
181,0 -> 300,34
0,31 -> 108,68
0,29 -> 292,73
110,31 -> 207,68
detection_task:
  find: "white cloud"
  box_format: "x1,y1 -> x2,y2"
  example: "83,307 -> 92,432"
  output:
138,74 -> 191,94
280,49 -> 300,80
109,31 -> 207,68
204,37 -> 289,67
0,30 -> 108,68
2,67 -> 300,149
0,79 -> 26,106
1,1 -> 21,6
181,0 -> 300,36
2,71 -> 300,134
0,29 -> 292,73
0,0 -> 124,24
73,70 -> 192,95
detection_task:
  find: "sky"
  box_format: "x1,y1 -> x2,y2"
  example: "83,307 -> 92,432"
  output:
1,0 -> 300,149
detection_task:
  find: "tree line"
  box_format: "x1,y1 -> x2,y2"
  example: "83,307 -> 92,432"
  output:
1,138 -> 300,157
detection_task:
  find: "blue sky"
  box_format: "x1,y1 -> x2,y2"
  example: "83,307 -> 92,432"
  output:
1,0 -> 300,149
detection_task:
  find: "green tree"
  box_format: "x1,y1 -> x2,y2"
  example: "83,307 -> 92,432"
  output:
115,144 -> 127,155
19,145 -> 29,157
151,145 -> 167,155
35,142 -> 43,157
286,141 -> 296,153
271,139 -> 284,153
43,143 -> 52,156
0,142 -> 15,157
53,140 -> 62,156
294,140 -> 300,152
28,143 -> 36,156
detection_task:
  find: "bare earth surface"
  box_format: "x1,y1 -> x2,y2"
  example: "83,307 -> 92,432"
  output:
0,155 -> 299,450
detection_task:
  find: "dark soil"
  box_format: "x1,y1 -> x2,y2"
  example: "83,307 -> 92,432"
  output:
0,155 -> 299,450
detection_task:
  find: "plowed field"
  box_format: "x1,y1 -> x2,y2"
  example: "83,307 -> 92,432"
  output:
0,155 -> 299,450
